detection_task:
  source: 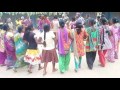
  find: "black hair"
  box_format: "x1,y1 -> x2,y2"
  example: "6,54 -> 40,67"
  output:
97,16 -> 100,19
0,24 -> 3,29
3,24 -> 9,31
23,24 -> 33,42
59,19 -> 65,28
112,17 -> 118,24
54,15 -> 58,19
100,17 -> 108,25
18,25 -> 23,33
101,14 -> 105,17
72,17 -> 75,22
76,22 -> 83,35
89,18 -> 96,26
86,14 -> 90,17
43,24 -> 50,47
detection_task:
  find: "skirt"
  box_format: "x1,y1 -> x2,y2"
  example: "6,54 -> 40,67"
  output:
24,49 -> 41,65
0,52 -> 6,64
42,49 -> 58,63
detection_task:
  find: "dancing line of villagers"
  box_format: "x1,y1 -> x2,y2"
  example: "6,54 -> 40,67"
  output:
0,13 -> 120,76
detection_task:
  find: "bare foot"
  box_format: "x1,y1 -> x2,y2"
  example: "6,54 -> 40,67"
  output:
52,68 -> 58,72
74,69 -> 78,72
108,60 -> 115,63
38,67 -> 43,70
43,71 -> 47,76
28,70 -> 32,74
13,68 -> 17,72
98,64 -> 105,67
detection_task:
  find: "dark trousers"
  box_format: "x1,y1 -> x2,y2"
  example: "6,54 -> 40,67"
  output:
86,51 -> 96,70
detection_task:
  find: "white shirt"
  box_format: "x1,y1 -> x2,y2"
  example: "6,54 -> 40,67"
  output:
40,31 -> 55,50
77,16 -> 85,25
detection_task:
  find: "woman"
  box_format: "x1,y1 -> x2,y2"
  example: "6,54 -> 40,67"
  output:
13,25 -> 28,72
107,17 -> 120,62
0,23 -> 6,66
98,17 -> 112,67
85,18 -> 99,70
72,22 -> 88,72
57,19 -> 71,73
4,24 -> 16,70
39,24 -> 58,76
24,24 -> 42,73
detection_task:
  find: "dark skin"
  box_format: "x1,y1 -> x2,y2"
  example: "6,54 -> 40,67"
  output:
36,31 -> 57,76
27,28 -> 43,73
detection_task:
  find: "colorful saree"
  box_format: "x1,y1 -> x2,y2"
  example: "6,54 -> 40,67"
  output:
4,32 -> 16,67
14,33 -> 28,68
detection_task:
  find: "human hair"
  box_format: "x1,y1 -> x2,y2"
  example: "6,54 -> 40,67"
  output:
100,17 -> 108,25
76,22 -> 83,35
112,17 -> 118,24
23,24 -> 33,41
54,15 -> 58,19
0,24 -> 3,29
18,25 -> 23,33
59,19 -> 65,28
3,24 -> 9,31
101,14 -> 105,18
43,24 -> 50,47
97,16 -> 100,19
72,17 -> 75,22
89,18 -> 96,26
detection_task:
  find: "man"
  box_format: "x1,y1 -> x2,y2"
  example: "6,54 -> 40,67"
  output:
75,12 -> 85,25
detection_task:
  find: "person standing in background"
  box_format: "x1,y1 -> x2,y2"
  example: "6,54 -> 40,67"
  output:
51,15 -> 59,36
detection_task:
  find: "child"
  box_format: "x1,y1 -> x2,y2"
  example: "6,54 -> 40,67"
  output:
40,24 -> 58,76
24,24 -> 42,73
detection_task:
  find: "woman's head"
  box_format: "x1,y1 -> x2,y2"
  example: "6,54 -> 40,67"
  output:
18,25 -> 24,33
27,24 -> 34,31
112,17 -> 118,24
3,24 -> 9,31
76,21 -> 83,34
43,24 -> 50,32
54,15 -> 58,19
0,24 -> 3,29
59,19 -> 65,28
88,18 -> 96,26
71,17 -> 75,22
100,17 -> 108,25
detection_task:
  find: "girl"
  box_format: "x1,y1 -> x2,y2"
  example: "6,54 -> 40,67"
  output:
98,17 -> 112,67
4,24 -> 16,70
24,24 -> 42,73
57,19 -> 71,73
85,18 -> 99,70
0,24 -> 6,66
72,22 -> 88,72
107,17 -> 120,62
13,25 -> 28,72
40,24 -> 58,76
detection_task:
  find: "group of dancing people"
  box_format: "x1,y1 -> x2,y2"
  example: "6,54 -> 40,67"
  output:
0,13 -> 120,76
